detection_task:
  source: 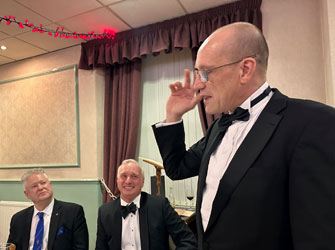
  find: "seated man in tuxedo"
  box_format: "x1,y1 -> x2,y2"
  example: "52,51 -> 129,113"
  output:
7,168 -> 89,250
95,159 -> 197,250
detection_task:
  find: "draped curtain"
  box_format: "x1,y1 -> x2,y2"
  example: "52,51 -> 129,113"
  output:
102,61 -> 142,201
79,0 -> 262,202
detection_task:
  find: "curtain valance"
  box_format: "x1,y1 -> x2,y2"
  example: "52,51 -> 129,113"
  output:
79,0 -> 262,69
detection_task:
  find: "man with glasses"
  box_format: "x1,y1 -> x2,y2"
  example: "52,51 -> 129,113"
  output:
152,22 -> 335,250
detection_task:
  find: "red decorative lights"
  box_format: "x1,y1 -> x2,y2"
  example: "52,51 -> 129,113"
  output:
0,15 -> 115,40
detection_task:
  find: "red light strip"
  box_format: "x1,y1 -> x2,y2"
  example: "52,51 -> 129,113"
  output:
0,15 -> 115,40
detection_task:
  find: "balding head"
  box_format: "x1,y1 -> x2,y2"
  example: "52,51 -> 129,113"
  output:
200,22 -> 269,78
194,22 -> 270,114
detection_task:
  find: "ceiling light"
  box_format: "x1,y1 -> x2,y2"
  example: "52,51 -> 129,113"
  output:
1,45 -> 6,50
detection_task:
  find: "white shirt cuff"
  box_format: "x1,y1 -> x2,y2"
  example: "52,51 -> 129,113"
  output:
155,120 -> 182,128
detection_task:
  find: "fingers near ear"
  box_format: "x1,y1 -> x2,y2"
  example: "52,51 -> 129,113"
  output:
174,82 -> 182,89
169,83 -> 177,93
184,69 -> 191,88
169,82 -> 182,92
193,91 -> 204,104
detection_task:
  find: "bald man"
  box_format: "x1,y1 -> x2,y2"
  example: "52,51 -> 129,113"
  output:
153,22 -> 335,250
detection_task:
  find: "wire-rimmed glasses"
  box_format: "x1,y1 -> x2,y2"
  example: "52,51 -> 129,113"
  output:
194,55 -> 257,83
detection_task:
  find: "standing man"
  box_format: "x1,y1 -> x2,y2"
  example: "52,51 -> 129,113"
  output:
8,168 -> 89,250
95,159 -> 197,250
152,22 -> 335,250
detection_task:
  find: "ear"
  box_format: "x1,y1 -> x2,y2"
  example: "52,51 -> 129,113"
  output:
239,57 -> 256,84
24,190 -> 30,199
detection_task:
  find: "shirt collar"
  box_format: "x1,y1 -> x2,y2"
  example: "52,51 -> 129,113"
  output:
120,194 -> 141,209
33,197 -> 54,217
240,81 -> 270,112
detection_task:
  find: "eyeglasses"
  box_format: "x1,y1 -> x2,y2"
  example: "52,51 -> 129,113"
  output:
194,55 -> 256,83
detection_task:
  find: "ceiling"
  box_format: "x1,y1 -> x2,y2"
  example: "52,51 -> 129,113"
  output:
0,0 -> 235,66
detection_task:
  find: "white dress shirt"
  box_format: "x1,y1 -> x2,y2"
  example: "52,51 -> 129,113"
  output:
201,82 -> 272,230
121,195 -> 141,250
29,198 -> 55,250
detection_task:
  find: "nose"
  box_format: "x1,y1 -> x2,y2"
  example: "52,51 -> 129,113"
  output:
125,176 -> 132,183
193,76 -> 206,91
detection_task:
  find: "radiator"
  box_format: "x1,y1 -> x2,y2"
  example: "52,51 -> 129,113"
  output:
0,200 -> 32,244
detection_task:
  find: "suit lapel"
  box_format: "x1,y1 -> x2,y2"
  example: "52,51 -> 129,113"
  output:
48,200 -> 61,250
198,127 -> 221,197
139,192 -> 149,250
205,89 -> 287,231
111,199 -> 122,250
196,126 -> 221,233
22,206 -> 34,250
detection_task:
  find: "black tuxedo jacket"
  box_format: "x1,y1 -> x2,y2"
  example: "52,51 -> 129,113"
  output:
8,199 -> 89,250
153,89 -> 335,250
95,192 -> 197,250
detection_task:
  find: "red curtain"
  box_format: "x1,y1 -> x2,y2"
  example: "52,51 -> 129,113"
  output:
102,61 -> 142,202
78,0 -> 262,202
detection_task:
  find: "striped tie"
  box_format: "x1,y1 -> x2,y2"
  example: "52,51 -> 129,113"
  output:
33,212 -> 44,250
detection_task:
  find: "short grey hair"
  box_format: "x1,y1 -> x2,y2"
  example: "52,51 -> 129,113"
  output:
117,159 -> 144,178
21,168 -> 49,189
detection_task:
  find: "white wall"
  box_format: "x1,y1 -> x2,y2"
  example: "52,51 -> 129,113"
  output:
262,0 -> 327,103
321,0 -> 335,106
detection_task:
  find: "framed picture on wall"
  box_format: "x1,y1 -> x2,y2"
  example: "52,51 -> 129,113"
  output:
0,64 -> 80,168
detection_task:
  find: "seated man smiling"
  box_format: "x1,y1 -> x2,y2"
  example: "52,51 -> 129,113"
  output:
95,159 -> 197,250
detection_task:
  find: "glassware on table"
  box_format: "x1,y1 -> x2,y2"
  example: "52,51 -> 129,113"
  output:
185,184 -> 194,209
0,243 -> 16,250
168,186 -> 176,208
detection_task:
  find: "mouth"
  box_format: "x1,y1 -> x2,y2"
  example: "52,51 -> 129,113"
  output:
38,191 -> 50,198
124,186 -> 134,190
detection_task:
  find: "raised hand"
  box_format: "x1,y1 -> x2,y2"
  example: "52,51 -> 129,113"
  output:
166,69 -> 203,122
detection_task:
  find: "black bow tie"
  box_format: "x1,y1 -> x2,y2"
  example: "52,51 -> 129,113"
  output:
211,86 -> 271,154
121,202 -> 137,219
218,86 -> 272,131
218,107 -> 250,132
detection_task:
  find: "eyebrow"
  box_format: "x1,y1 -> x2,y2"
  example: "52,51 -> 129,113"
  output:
194,63 -> 217,70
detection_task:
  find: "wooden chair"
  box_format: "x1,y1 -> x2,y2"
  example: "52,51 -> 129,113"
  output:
139,157 -> 197,241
